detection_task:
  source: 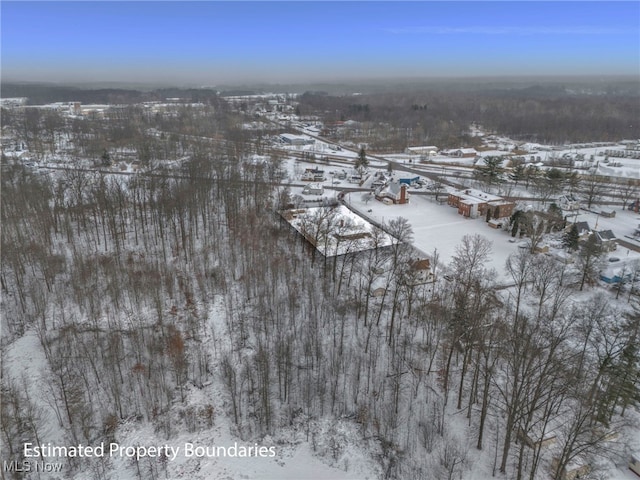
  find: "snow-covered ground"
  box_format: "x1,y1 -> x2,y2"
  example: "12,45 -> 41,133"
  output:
345,192 -> 523,282
1,292 -> 381,480
346,190 -> 640,284
104,410 -> 378,480
277,140 -> 359,160
3,331 -> 68,448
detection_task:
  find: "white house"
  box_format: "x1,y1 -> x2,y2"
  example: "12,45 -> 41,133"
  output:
375,181 -> 409,205
444,148 -> 478,158
406,146 -> 438,158
557,194 -> 580,212
302,183 -> 324,196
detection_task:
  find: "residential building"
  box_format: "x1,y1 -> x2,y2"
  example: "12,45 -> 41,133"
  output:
301,168 -> 325,182
405,146 -> 438,155
557,194 -> 580,212
375,181 -> 409,205
447,189 -> 515,219
573,221 -> 592,240
444,148 -> 478,158
302,184 -> 324,196
595,229 -> 617,252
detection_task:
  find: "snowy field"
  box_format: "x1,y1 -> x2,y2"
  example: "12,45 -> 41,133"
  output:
346,192 -> 524,282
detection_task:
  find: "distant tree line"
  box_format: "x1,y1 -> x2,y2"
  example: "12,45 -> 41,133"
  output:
0,83 -> 221,106
298,87 -> 640,147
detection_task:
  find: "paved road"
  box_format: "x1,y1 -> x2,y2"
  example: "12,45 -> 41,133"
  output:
618,237 -> 640,253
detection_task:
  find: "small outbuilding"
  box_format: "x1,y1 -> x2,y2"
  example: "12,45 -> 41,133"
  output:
595,229 -> 617,252
280,133 -> 314,146
302,183 -> 324,196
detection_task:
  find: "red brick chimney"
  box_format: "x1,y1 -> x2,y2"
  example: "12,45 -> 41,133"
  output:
399,185 -> 408,204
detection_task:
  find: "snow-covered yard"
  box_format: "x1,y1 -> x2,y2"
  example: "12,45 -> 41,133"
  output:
347,192 -> 525,282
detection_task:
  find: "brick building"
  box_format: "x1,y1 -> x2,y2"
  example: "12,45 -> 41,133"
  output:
447,189 -> 515,219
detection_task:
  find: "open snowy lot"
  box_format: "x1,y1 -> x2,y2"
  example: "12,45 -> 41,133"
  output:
346,192 -> 525,282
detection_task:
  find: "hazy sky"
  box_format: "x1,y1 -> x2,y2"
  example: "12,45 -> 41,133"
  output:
2,1 -> 639,85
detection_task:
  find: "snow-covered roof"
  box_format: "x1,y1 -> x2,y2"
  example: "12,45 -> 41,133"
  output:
376,180 -> 409,201
302,183 -> 324,195
281,133 -> 306,141
442,148 -> 478,156
450,188 -> 503,203
601,265 -> 631,281
384,181 -> 403,195
406,145 -> 438,153
519,142 -> 544,152
575,221 -> 591,235
596,229 -> 616,241
279,205 -> 394,256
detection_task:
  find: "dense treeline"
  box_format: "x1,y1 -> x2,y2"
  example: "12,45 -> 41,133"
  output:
298,87 -> 640,147
0,83 -> 221,106
0,99 -> 234,163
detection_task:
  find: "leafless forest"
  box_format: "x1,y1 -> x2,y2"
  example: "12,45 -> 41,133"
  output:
297,80 -> 640,150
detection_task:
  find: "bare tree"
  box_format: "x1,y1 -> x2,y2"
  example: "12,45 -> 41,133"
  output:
520,210 -> 562,254
617,179 -> 639,210
580,171 -> 606,210
577,233 -> 603,291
